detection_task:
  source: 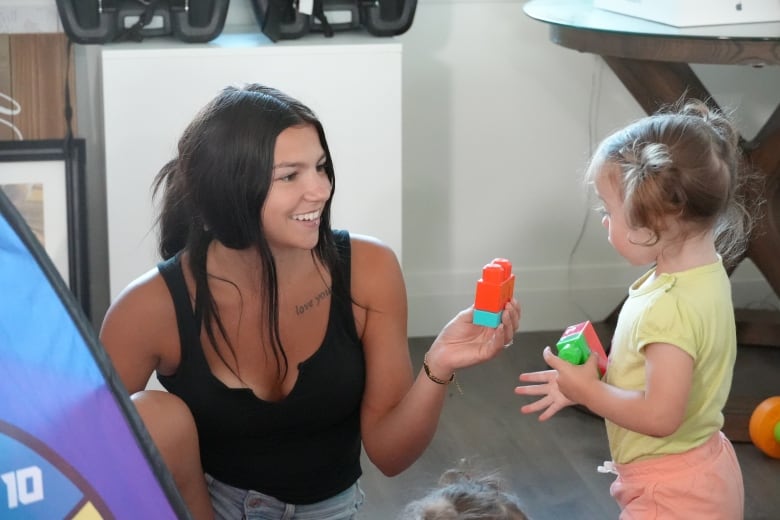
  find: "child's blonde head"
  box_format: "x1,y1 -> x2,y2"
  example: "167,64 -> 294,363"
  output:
399,467 -> 528,520
585,98 -> 757,265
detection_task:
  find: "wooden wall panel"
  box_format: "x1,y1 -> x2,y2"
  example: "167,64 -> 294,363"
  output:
4,33 -> 76,141
0,35 -> 13,140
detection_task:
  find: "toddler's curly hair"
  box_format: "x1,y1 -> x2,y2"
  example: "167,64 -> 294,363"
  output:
398,466 -> 528,520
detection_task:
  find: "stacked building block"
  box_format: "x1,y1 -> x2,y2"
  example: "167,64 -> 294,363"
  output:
473,258 -> 515,328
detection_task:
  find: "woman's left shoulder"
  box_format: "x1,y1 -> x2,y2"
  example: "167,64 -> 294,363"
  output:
347,232 -> 399,264
345,233 -> 404,297
343,233 -> 406,318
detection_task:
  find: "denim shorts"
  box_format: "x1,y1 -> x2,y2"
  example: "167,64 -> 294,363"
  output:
205,474 -> 365,520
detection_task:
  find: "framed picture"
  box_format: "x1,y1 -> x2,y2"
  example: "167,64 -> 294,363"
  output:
0,139 -> 90,318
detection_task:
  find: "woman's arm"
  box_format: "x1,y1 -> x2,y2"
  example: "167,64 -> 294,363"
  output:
351,235 -> 520,475
99,268 -> 180,394
100,269 -> 213,520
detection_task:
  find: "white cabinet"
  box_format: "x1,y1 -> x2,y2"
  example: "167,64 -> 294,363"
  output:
100,32 -> 402,300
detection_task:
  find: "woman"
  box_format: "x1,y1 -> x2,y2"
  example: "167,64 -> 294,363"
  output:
100,84 -> 520,519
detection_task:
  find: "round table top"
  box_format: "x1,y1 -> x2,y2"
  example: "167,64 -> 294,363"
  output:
524,0 -> 780,39
523,0 -> 780,65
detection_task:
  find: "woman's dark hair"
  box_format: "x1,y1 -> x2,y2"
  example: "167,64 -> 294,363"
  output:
153,84 -> 340,380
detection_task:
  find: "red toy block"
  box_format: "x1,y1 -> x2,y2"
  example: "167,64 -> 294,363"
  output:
555,320 -> 608,376
474,258 -> 515,317
491,258 -> 515,304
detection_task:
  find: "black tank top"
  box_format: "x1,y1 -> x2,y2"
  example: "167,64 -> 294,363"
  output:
156,230 -> 365,504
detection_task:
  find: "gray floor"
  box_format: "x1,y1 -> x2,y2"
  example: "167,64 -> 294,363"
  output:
357,329 -> 780,520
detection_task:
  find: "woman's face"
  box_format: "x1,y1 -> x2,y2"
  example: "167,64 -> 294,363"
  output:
261,124 -> 332,252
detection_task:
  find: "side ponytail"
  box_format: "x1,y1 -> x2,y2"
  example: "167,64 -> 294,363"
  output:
153,158 -> 195,260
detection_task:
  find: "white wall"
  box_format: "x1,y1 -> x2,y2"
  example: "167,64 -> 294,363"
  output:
214,0 -> 780,335
7,0 -> 777,335
396,0 -> 779,335
0,0 -> 61,32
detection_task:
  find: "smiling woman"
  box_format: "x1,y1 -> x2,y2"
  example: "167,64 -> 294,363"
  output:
98,83 -> 521,520
263,124 -> 333,252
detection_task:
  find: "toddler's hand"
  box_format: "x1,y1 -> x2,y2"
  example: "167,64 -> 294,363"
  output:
515,345 -> 599,421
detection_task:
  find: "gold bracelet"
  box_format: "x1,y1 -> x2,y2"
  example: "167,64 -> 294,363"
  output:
423,354 -> 463,394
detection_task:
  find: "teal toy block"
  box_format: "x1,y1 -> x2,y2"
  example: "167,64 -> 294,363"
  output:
473,308 -> 502,328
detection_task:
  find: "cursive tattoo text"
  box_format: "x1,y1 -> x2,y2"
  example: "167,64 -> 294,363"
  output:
295,286 -> 332,316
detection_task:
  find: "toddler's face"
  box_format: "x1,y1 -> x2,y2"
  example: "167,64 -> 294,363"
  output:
594,167 -> 657,267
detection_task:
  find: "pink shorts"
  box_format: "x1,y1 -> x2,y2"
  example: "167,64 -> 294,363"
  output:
609,431 -> 744,520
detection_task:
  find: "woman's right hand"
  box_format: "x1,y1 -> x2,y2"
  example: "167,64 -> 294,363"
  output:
424,298 -> 520,378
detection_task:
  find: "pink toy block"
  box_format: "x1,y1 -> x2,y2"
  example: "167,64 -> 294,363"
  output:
555,320 -> 608,376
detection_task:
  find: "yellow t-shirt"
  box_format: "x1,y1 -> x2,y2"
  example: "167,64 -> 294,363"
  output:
605,259 -> 736,464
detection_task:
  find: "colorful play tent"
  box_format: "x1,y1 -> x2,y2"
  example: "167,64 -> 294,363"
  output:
0,188 -> 190,518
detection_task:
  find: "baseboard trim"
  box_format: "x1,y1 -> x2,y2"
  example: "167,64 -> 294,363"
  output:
406,264 -> 778,337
